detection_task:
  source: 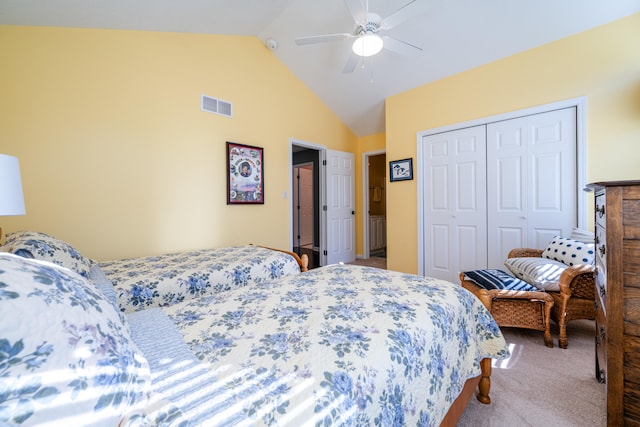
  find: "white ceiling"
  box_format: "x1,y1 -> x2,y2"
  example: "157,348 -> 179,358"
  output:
2,0 -> 640,136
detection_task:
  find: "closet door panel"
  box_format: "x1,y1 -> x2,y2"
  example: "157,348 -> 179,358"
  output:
527,108 -> 577,248
487,121 -> 528,269
487,107 -> 576,267
423,126 -> 486,282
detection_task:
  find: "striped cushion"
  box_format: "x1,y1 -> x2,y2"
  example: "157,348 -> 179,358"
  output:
504,257 -> 567,291
463,269 -> 538,292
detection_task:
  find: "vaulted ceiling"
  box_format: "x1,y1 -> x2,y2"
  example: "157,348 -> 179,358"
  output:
2,0 -> 639,136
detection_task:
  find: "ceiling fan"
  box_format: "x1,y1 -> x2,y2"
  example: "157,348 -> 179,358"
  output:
294,0 -> 423,73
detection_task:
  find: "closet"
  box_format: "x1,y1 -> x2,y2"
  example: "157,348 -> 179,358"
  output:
421,107 -> 577,283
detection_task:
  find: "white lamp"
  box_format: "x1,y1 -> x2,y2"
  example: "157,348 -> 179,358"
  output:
0,154 -> 26,241
352,34 -> 383,57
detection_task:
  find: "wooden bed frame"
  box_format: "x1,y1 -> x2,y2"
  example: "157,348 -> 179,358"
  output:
258,245 -> 309,272
440,357 -> 492,425
440,275 -> 498,425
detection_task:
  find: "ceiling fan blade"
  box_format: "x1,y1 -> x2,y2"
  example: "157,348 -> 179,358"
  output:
382,36 -> 422,56
342,54 -> 359,74
295,33 -> 354,46
344,0 -> 367,26
380,0 -> 418,30
295,33 -> 353,46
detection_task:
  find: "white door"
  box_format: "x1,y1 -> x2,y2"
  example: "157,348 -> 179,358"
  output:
486,107 -> 576,268
423,125 -> 487,282
326,150 -> 356,265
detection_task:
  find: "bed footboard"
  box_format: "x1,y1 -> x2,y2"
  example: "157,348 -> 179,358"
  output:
258,245 -> 309,272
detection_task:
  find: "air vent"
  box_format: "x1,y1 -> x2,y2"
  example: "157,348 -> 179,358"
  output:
201,94 -> 233,118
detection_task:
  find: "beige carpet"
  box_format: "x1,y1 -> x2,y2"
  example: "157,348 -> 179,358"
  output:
458,319 -> 605,426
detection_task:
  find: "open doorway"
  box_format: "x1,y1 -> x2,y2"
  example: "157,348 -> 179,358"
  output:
293,163 -> 314,251
292,145 -> 321,268
363,150 -> 387,259
291,140 -> 356,267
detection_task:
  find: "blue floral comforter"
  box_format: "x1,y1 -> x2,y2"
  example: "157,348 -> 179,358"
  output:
98,245 -> 302,313
129,264 -> 509,426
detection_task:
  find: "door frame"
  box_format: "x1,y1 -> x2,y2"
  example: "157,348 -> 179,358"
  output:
416,96 -> 587,276
362,149 -> 386,259
290,138 -> 327,266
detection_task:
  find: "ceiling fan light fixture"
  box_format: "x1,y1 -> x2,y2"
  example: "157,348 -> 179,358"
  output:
352,34 -> 383,57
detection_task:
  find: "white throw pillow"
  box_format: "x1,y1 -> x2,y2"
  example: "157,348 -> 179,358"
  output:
3,230 -> 93,277
570,227 -> 594,243
504,257 -> 568,291
541,236 -> 595,267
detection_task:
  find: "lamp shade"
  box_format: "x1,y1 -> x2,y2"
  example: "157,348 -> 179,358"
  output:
0,154 -> 26,216
352,34 -> 383,57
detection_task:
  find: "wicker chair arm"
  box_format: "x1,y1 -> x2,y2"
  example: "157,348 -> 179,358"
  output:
557,264 -> 596,296
507,248 -> 544,258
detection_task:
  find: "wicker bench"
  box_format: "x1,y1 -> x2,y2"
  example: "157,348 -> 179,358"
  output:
459,272 -> 555,348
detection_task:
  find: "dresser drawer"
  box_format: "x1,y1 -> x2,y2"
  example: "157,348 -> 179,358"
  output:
595,224 -> 607,272
595,192 -> 606,228
595,306 -> 607,384
595,224 -> 607,309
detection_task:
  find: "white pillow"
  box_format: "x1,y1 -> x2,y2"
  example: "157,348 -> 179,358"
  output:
541,236 -> 595,267
0,253 -> 150,426
504,257 -> 568,291
3,230 -> 93,278
570,227 -> 594,243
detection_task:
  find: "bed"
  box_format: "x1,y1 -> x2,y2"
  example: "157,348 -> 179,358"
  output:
0,252 -> 510,426
97,245 -> 308,313
0,231 -> 308,312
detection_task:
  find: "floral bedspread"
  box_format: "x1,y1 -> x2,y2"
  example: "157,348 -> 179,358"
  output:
137,264 -> 509,426
98,245 -> 301,313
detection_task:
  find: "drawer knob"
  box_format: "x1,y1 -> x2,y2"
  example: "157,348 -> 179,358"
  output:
597,370 -> 606,384
596,204 -> 605,218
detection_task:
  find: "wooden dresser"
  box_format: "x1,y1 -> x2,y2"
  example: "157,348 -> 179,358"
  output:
588,180 -> 640,426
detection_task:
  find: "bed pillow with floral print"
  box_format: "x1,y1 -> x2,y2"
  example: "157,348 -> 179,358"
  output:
3,230 -> 93,277
0,253 -> 151,426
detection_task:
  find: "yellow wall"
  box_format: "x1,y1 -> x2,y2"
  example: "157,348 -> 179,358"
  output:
386,13 -> 640,274
0,26 -> 357,260
354,132 -> 385,256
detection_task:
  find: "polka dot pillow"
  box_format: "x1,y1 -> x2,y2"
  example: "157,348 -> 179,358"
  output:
541,236 -> 595,266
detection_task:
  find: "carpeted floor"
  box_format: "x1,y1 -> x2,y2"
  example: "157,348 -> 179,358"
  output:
458,319 -> 605,426
349,256 -> 386,269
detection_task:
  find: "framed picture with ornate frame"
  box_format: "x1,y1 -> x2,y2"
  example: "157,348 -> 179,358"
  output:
226,142 -> 264,204
389,158 -> 413,182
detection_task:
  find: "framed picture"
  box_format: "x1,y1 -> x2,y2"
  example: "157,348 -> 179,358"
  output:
389,158 -> 413,182
226,142 -> 264,204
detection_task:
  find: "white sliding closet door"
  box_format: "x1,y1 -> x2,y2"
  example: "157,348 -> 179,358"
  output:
486,107 -> 577,269
420,106 -> 578,281
422,126 -> 487,282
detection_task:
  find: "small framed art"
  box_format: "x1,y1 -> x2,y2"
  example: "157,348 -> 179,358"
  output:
226,142 -> 264,204
389,158 -> 413,182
